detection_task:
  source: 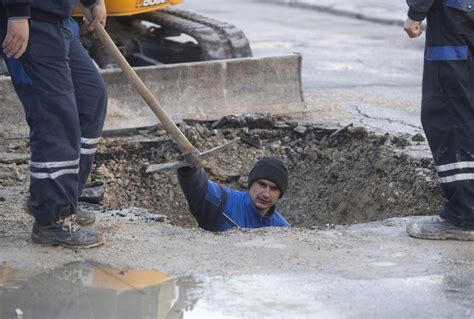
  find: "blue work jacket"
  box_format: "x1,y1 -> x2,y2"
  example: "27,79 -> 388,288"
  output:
178,167 -> 290,231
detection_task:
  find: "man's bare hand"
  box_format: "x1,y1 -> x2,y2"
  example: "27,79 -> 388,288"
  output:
404,18 -> 422,38
84,0 -> 107,32
2,18 -> 29,59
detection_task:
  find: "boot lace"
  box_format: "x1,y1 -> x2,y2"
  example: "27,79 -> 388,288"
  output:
60,215 -> 81,234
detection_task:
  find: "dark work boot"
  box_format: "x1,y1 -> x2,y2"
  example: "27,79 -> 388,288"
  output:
406,216 -> 474,241
31,215 -> 104,248
24,198 -> 96,226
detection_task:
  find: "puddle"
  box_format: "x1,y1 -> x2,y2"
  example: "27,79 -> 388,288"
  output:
0,263 -> 201,319
1,264 -> 474,318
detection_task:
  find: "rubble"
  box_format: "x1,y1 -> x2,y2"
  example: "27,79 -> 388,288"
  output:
0,114 -> 443,229
79,182 -> 105,204
84,114 -> 442,228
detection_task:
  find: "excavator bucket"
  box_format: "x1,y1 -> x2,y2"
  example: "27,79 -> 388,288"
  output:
0,54 -> 305,138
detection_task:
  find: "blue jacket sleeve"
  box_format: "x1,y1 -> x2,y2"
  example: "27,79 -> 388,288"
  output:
406,0 -> 435,21
177,166 -> 227,231
3,0 -> 31,18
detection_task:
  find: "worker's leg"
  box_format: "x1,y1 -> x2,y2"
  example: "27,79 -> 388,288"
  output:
1,19 -> 102,247
407,42 -> 474,240
405,0 -> 474,240
421,52 -> 474,229
66,18 -> 107,195
2,20 -> 81,225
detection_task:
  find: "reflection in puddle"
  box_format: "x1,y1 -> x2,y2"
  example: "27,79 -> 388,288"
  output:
2,265 -> 473,318
0,262 -> 201,319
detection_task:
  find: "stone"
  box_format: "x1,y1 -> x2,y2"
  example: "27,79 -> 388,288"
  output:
270,141 -> 282,150
80,185 -> 105,204
240,133 -> 262,148
294,125 -> 307,135
412,133 -> 425,142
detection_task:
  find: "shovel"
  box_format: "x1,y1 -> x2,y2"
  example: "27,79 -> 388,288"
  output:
79,5 -> 239,173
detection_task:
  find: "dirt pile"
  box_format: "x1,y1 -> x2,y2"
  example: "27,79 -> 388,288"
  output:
0,113 -> 443,228
79,113 -> 443,228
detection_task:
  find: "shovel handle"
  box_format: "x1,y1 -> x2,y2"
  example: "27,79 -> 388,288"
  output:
79,4 -> 199,159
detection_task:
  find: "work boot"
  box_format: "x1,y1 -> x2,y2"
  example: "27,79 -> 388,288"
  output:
24,198 -> 96,226
31,215 -> 104,248
406,216 -> 474,241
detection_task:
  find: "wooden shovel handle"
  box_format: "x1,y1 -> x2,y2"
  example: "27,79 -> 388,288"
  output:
79,4 -> 199,158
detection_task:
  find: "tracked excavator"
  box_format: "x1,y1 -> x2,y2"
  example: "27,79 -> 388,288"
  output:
75,0 -> 253,68
0,0 -> 306,138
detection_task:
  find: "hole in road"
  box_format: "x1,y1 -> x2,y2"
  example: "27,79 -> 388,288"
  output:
87,114 -> 443,229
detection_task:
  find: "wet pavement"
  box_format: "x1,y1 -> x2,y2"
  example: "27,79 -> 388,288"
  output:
0,263 -> 201,319
1,217 -> 474,318
2,259 -> 474,318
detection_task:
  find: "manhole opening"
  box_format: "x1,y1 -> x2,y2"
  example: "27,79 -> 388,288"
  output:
90,114 -> 443,229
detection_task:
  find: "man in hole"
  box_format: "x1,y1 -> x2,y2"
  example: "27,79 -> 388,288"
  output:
178,156 -> 290,231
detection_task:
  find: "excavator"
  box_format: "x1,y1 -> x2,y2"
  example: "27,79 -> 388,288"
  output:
1,0 -> 305,138
0,0 -> 252,73
74,0 -> 253,68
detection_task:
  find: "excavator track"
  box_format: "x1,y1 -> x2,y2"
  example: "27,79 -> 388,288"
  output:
163,8 -> 252,59
140,8 -> 252,61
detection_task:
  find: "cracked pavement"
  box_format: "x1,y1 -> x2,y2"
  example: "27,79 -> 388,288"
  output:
182,0 -> 426,136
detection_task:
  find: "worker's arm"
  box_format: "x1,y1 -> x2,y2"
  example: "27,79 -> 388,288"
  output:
406,0 -> 435,21
404,0 -> 434,38
80,0 -> 107,31
2,0 -> 31,59
177,166 -> 227,231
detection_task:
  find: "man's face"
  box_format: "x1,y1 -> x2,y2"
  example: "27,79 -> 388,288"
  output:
249,179 -> 281,215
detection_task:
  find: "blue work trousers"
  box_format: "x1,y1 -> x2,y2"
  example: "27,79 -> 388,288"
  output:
421,0 -> 474,228
1,18 -> 107,225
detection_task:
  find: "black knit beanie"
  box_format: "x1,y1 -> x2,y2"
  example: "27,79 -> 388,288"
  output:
248,156 -> 288,197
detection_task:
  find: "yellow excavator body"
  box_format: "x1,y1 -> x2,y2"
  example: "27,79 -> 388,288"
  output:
74,0 -> 184,16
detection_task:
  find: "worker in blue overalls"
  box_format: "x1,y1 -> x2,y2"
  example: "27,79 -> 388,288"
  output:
404,0 -> 474,240
0,0 -> 107,248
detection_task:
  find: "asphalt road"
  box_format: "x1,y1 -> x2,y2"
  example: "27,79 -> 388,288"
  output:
4,3 -> 473,319
181,0 -> 427,134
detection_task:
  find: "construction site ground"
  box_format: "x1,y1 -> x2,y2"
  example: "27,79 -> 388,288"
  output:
1,0 -> 474,318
